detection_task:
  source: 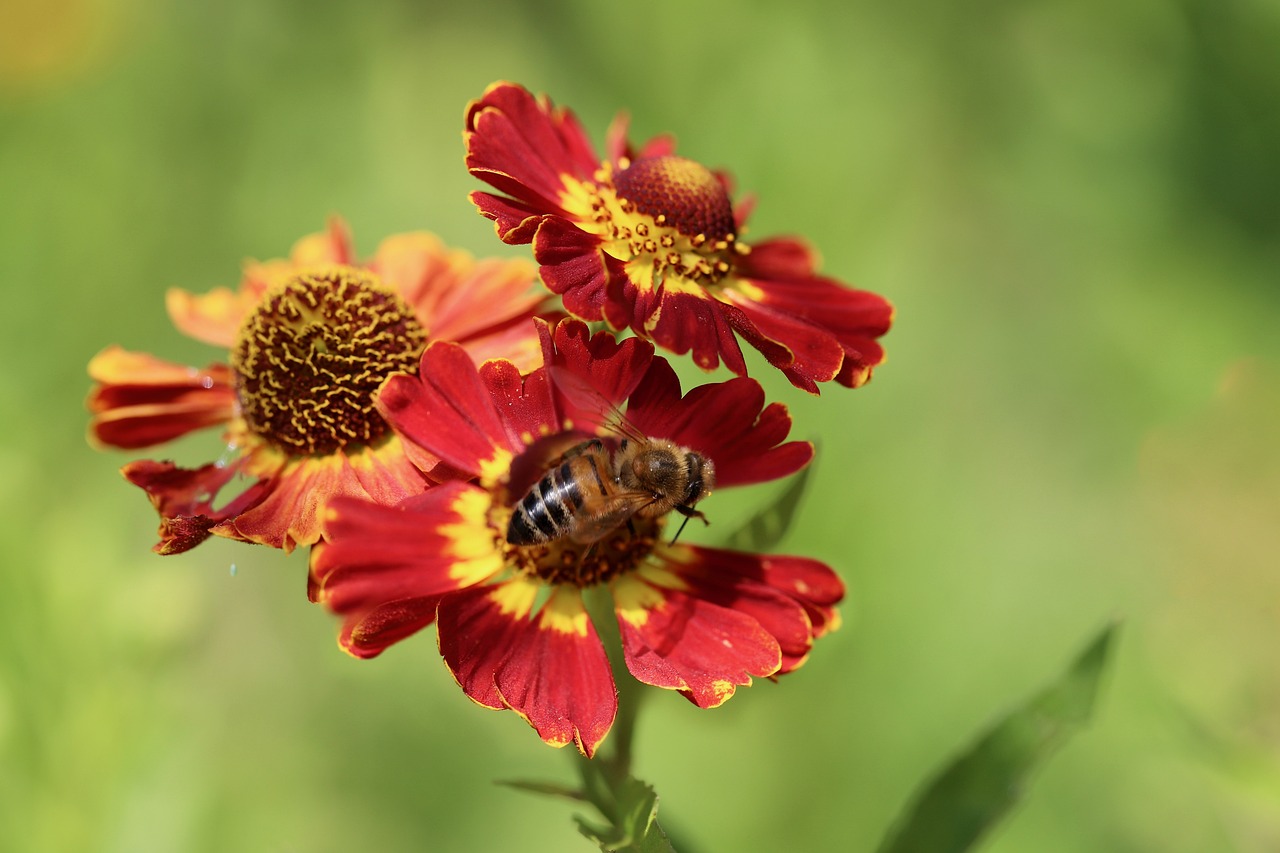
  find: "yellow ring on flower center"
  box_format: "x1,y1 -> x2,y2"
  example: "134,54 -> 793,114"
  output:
231,266 -> 427,455
562,156 -> 750,295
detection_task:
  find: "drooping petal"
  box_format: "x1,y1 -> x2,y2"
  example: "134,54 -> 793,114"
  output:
377,342 -> 517,485
720,292 -> 847,390
493,586 -> 617,757
631,282 -> 747,376
532,215 -> 614,320
215,435 -> 429,554
625,358 -> 812,487
121,459 -> 271,555
731,237 -> 894,389
438,580 -> 617,755
311,482 -> 502,613
86,347 -> 236,449
336,597 -> 441,660
612,567 -> 782,708
663,546 -> 844,674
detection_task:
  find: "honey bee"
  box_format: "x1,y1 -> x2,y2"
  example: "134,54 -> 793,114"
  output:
505,382 -> 715,547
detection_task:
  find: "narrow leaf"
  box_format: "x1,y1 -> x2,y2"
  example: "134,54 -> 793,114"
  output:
496,778 -> 587,802
722,463 -> 812,553
877,622 -> 1120,853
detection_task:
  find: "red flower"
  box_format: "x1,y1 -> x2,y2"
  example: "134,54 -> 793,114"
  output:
310,319 -> 844,756
465,81 -> 894,394
87,219 -> 553,554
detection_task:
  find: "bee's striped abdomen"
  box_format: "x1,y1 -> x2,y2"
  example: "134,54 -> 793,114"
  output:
506,459 -> 586,545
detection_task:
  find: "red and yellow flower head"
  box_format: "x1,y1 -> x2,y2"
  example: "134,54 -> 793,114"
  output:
87,219 -> 554,554
310,319 -> 845,756
465,81 -> 894,393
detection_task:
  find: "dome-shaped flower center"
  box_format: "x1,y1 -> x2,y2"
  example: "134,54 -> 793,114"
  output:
231,267 -> 427,455
613,155 -> 735,241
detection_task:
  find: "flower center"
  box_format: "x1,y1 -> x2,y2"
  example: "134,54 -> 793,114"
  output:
231,267 -> 427,455
614,156 -> 735,242
497,507 -> 663,588
567,155 -> 750,293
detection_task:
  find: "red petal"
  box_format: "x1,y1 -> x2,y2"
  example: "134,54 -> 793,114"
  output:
438,581 -> 618,756
465,82 -> 599,219
640,287 -> 747,376
625,358 -> 812,487
532,215 -> 613,320
672,547 -> 844,673
543,319 -> 655,417
722,293 -> 846,389
216,440 -> 428,554
377,342 -> 517,481
614,572 -> 782,708
311,482 -> 500,612
122,459 -> 270,555
731,237 -> 894,390
493,587 -> 616,757
437,581 -> 536,710
337,597 -> 441,659
479,358 -> 559,451
470,191 -> 548,245
86,347 -> 235,449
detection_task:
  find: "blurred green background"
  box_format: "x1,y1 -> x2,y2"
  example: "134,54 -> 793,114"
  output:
2,0 -> 1278,850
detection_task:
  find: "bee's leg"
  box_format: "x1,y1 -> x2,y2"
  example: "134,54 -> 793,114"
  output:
573,542 -> 599,584
561,438 -> 605,461
669,506 -> 709,546
674,505 -> 710,525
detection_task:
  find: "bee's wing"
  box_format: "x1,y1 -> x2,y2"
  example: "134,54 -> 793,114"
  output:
571,489 -> 656,544
548,365 -> 647,444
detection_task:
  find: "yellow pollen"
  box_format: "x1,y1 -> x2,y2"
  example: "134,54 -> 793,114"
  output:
231,266 -> 427,455
563,156 -> 742,297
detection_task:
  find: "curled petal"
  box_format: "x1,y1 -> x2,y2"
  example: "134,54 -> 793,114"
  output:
122,459 -> 270,555
336,597 -> 441,660
532,216 -> 613,320
668,546 -> 844,673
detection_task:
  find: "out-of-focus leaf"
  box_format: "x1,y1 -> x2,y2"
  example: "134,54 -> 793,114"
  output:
877,622 -> 1120,853
722,463 -> 813,553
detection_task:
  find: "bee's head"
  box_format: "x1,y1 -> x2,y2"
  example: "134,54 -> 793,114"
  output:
682,451 -> 715,507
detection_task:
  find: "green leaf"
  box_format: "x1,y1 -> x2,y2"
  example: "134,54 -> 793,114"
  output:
877,622 -> 1120,853
722,463 -> 813,553
573,761 -> 675,852
495,778 -> 587,802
